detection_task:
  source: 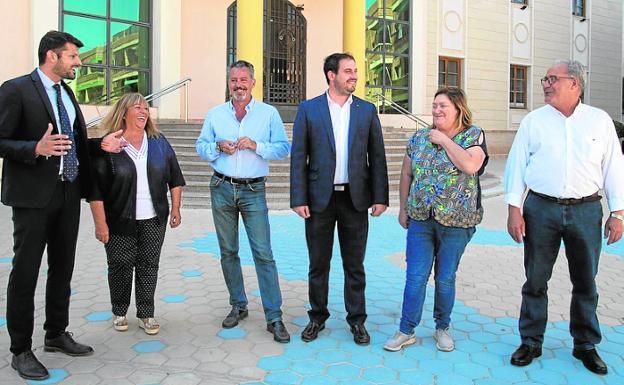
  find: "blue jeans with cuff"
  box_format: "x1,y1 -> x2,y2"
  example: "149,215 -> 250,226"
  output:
210,176 -> 283,323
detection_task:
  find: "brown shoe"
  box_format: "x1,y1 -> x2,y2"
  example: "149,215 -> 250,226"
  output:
510,344 -> 542,366
301,321 -> 325,342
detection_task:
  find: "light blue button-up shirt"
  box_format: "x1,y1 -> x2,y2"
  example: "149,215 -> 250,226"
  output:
196,98 -> 290,178
37,67 -> 77,174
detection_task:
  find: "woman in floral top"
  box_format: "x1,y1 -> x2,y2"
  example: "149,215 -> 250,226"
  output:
384,87 -> 488,353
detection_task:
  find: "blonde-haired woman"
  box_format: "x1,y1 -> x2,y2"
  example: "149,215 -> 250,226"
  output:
384,87 -> 488,352
89,93 -> 185,334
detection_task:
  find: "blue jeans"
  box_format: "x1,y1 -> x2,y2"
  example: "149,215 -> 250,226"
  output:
210,176 -> 283,323
400,218 -> 475,334
520,192 -> 602,351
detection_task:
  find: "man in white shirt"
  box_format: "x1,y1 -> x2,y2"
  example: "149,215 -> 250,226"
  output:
504,59 -> 624,375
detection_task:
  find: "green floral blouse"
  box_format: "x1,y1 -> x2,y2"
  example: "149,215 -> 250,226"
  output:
405,125 -> 487,228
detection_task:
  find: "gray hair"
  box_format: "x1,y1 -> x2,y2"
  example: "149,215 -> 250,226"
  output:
229,60 -> 255,80
554,59 -> 586,93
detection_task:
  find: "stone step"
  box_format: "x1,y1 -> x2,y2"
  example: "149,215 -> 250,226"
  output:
182,169 -> 403,182
174,151 -> 407,164
178,160 -> 405,173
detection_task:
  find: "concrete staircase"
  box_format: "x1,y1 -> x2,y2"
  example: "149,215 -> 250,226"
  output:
158,121 -> 501,210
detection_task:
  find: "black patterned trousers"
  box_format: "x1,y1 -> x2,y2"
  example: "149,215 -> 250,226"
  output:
104,217 -> 166,319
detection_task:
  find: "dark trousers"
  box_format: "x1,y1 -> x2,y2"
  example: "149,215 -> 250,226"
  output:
305,188 -> 369,325
520,192 -> 603,350
6,179 -> 81,355
104,217 -> 166,319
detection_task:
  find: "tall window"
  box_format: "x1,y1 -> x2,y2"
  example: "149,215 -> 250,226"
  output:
511,0 -> 528,5
510,65 -> 527,109
365,0 -> 410,113
438,57 -> 462,88
573,0 -> 586,17
61,0 -> 151,104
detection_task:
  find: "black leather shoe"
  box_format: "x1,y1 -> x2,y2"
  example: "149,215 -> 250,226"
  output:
573,348 -> 608,375
301,321 -> 325,342
222,306 -> 248,328
350,323 -> 371,345
44,331 -> 94,356
11,350 -> 49,380
510,344 -> 542,366
267,320 -> 291,343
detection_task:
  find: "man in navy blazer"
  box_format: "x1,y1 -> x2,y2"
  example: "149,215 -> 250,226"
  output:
290,53 -> 389,345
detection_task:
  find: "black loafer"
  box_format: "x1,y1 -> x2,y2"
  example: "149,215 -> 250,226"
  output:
44,331 -> 94,356
510,344 -> 542,366
267,320 -> 291,343
11,350 -> 49,380
222,306 -> 248,329
301,321 -> 325,342
573,348 -> 608,375
350,323 -> 370,345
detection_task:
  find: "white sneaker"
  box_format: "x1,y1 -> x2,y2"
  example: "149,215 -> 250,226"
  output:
138,318 -> 160,335
383,331 -> 417,352
113,315 -> 128,331
434,328 -> 454,352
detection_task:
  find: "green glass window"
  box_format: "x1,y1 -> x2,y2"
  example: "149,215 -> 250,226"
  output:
365,0 -> 410,113
61,0 -> 151,105
111,0 -> 150,22
63,0 -> 106,17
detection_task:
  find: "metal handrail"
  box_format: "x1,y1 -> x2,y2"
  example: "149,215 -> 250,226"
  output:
373,92 -> 430,129
86,77 -> 192,128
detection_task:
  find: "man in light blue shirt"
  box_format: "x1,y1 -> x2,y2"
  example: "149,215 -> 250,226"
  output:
196,60 -> 290,343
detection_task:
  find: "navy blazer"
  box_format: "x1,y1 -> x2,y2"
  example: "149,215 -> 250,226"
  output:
0,70 -> 93,208
290,93 -> 389,212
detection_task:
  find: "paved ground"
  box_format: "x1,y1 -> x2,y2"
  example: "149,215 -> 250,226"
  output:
0,157 -> 623,385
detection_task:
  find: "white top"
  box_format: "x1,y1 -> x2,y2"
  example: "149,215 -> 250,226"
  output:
124,134 -> 157,220
327,91 -> 352,184
503,102 -> 624,211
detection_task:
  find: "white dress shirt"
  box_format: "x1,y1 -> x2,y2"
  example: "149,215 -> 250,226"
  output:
124,134 -> 157,220
504,102 -> 624,211
327,91 -> 352,184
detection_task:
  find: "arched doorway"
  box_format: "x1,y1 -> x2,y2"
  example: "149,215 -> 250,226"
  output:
227,0 -> 307,118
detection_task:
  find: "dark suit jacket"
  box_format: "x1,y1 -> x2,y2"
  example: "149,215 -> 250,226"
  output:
0,69 -> 93,208
290,93 -> 389,212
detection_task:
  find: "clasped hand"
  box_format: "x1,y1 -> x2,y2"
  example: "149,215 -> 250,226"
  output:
218,137 -> 257,155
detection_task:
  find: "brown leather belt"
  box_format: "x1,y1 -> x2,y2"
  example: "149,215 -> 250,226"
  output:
214,171 -> 265,185
530,190 -> 601,205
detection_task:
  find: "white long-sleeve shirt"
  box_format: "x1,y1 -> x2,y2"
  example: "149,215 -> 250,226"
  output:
504,102 -> 624,211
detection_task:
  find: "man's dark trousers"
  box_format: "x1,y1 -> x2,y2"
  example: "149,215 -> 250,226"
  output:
306,187 -> 368,326
6,178 -> 81,354
520,192 -> 602,351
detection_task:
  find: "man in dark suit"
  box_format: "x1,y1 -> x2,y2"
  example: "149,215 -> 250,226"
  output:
0,31 -> 123,380
290,52 -> 389,345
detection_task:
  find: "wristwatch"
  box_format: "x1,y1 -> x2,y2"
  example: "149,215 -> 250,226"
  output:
216,142 -> 222,153
610,212 -> 624,221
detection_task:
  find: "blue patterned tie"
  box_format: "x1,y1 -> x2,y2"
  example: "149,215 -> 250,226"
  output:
53,84 -> 78,182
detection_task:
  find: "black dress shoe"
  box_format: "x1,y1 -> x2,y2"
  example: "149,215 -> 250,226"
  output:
350,323 -> 370,345
573,348 -> 608,375
11,350 -> 50,380
44,331 -> 94,356
267,320 -> 291,343
301,321 -> 325,342
222,306 -> 248,328
510,344 -> 542,366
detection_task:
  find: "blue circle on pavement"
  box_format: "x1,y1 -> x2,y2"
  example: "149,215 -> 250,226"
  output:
161,294 -> 187,303
133,340 -> 167,353
181,270 -> 203,277
85,311 -> 112,322
26,369 -> 68,384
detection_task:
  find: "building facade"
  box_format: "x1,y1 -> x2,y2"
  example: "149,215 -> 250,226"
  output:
1,0 -> 622,154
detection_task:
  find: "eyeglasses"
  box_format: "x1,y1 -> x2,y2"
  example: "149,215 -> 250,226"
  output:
540,75 -> 575,86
